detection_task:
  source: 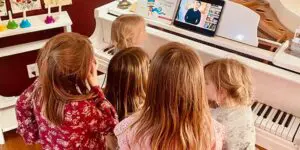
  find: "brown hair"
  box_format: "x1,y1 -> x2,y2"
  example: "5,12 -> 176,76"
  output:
105,47 -> 149,120
204,58 -> 253,106
134,42 -> 212,150
111,14 -> 145,50
37,32 -> 95,125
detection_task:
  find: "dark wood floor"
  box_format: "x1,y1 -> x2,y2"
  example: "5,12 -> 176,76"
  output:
0,130 -> 41,150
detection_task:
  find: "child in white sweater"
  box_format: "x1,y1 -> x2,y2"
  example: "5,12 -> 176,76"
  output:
204,58 -> 256,150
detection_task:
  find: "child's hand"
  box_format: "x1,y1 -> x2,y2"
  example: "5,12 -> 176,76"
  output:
87,58 -> 99,87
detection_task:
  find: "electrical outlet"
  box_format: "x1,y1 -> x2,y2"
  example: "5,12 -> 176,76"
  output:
27,63 -> 39,78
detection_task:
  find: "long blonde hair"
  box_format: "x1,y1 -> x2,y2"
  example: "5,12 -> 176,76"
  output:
134,42 -> 212,150
105,47 -> 149,120
37,32 -> 95,125
204,58 -> 253,106
111,14 -> 145,50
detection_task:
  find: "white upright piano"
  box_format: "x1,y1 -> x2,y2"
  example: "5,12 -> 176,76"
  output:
90,1 -> 300,149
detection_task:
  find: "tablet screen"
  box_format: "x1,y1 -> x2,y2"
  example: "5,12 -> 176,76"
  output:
174,0 -> 224,36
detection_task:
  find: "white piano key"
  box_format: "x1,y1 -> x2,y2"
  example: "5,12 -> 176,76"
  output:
282,117 -> 296,140
271,111 -> 283,134
276,112 -> 289,136
265,109 -> 278,131
293,123 -> 300,144
287,118 -> 300,142
260,108 -> 276,129
255,105 -> 269,126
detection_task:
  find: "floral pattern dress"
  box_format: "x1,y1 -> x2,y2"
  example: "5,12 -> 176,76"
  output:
16,79 -> 118,150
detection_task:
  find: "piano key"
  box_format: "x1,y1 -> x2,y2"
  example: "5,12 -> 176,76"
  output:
282,117 -> 295,140
261,108 -> 276,130
276,112 -> 289,136
271,111 -> 283,134
293,123 -> 300,143
263,106 -> 272,118
253,103 -> 262,121
278,112 -> 287,125
265,108 -> 278,131
285,114 -> 294,127
272,109 -> 281,122
257,104 -> 267,116
251,101 -> 258,110
287,118 -> 300,141
255,105 -> 269,126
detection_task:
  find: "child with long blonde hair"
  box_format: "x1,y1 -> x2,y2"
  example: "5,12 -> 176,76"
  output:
16,33 -> 118,149
105,14 -> 147,54
204,58 -> 255,150
114,42 -> 224,150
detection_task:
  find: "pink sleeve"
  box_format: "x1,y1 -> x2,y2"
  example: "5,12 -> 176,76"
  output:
16,79 -> 40,144
117,134 -> 131,150
114,116 -> 137,150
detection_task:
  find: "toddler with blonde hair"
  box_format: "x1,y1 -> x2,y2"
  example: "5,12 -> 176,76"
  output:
105,14 -> 147,54
204,58 -> 256,150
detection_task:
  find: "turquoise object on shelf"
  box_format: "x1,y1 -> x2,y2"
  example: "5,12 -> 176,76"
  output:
20,19 -> 31,28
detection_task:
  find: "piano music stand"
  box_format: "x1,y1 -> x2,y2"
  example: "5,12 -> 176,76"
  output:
216,1 -> 260,47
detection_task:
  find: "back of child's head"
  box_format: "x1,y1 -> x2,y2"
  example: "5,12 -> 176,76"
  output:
204,58 -> 253,106
105,47 -> 149,120
135,42 -> 212,150
37,32 -> 95,125
111,14 -> 146,50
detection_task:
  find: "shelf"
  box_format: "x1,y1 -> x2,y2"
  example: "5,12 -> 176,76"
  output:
0,39 -> 49,57
0,96 -> 18,109
0,11 -> 72,38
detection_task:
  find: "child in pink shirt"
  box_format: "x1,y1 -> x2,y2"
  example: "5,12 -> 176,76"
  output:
114,42 -> 225,150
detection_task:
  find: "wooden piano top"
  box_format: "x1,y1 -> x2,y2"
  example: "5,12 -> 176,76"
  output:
232,0 -> 295,52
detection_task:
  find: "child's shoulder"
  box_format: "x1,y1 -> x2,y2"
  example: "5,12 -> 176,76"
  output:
114,112 -> 140,136
212,118 -> 225,135
65,100 -> 97,112
213,106 -> 252,117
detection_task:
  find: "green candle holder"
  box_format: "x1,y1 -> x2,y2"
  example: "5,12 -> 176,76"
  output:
7,20 -> 18,29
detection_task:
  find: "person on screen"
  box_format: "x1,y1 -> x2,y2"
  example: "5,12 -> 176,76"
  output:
185,0 -> 201,25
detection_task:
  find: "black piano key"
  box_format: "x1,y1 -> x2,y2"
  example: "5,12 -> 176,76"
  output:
285,114 -> 294,127
251,101 -> 258,110
273,110 -> 281,122
278,112 -> 287,125
263,106 -> 272,118
257,104 -> 267,116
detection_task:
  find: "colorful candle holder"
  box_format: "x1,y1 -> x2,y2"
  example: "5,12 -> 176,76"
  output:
6,11 -> 18,29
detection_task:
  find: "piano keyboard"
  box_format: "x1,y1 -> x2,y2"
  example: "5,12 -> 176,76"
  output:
94,47 -> 115,73
252,101 -> 300,143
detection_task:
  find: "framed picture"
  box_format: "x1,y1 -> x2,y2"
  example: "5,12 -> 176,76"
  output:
44,0 -> 72,7
0,0 -> 7,16
10,0 -> 42,14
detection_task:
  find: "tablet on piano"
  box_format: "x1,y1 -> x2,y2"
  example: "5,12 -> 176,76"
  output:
174,0 -> 225,36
